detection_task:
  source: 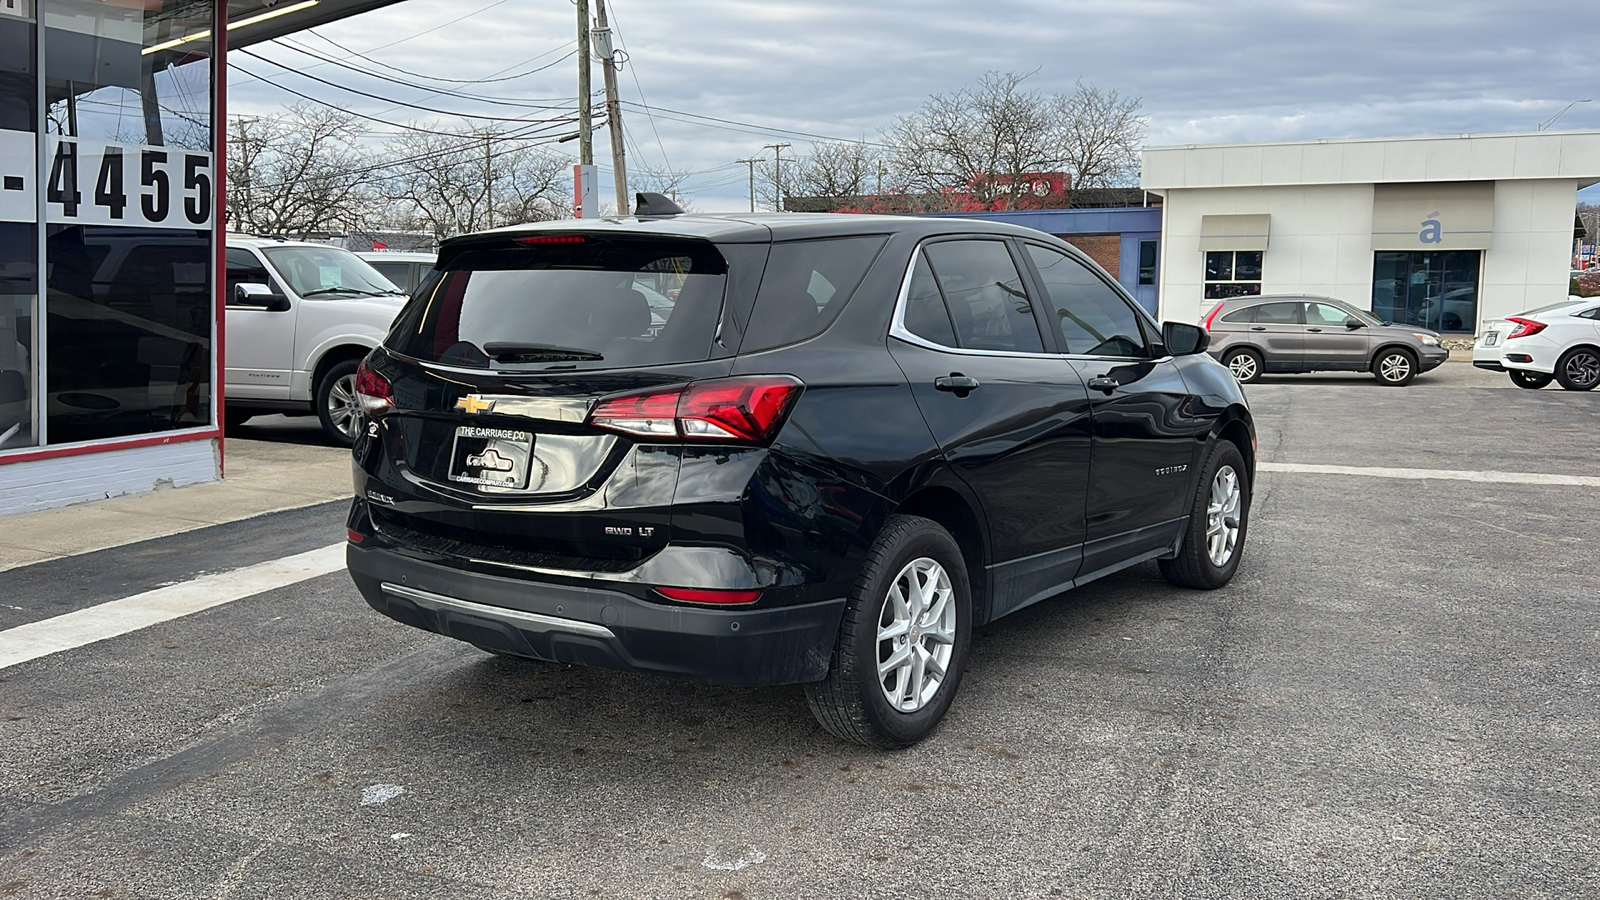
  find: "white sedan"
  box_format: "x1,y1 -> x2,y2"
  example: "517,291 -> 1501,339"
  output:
1473,298 -> 1600,390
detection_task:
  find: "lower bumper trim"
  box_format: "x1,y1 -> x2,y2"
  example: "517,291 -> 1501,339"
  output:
381,582 -> 615,640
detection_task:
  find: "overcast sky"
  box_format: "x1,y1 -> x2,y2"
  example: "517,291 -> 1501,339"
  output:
228,0 -> 1600,211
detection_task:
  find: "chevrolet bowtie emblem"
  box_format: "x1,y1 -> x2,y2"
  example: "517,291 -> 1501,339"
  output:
454,394 -> 495,414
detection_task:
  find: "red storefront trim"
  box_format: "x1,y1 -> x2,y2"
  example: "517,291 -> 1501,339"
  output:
215,0 -> 230,478
0,429 -> 217,465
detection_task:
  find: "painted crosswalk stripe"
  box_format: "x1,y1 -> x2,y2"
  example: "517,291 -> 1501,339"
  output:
1258,462 -> 1600,487
0,543 -> 345,671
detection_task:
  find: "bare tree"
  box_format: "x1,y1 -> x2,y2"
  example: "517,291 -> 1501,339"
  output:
883,71 -> 1061,210
882,71 -> 1146,209
381,127 -> 570,241
1053,79 -> 1146,188
226,104 -> 374,236
757,141 -> 882,210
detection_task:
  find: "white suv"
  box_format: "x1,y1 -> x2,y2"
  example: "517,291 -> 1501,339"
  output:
224,236 -> 409,443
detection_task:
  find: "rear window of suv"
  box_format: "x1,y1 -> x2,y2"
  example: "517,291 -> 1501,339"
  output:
386,236 -> 727,370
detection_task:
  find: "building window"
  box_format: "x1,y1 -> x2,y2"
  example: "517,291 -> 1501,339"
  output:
1204,250 -> 1262,300
1371,250 -> 1479,333
1138,240 -> 1157,286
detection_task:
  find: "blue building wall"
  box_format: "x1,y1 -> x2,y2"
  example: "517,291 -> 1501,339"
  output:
922,207 -> 1165,313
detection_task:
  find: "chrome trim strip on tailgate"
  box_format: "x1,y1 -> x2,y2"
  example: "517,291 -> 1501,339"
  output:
381,582 -> 616,640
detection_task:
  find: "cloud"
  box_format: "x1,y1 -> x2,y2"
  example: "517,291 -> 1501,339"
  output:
228,0 -> 1600,210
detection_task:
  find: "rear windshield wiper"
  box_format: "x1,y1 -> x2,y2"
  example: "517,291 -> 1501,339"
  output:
482,342 -> 605,363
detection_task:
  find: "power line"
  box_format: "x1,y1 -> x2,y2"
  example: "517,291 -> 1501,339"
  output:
229,0 -> 516,90
617,101 -> 887,146
602,2 -> 672,175
272,38 -> 579,109
304,29 -> 574,86
236,49 -> 574,123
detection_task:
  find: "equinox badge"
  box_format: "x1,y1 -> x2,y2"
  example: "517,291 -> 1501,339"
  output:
455,394 -> 495,414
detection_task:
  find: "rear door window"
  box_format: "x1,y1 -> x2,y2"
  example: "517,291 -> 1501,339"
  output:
387,236 -> 728,370
1253,302 -> 1303,325
740,236 -> 887,352
922,240 -> 1044,353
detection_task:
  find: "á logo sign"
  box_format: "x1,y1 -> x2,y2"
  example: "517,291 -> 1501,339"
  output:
1419,211 -> 1443,244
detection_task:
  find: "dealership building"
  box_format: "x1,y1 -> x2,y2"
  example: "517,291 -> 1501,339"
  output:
0,0 -> 396,515
1141,130 -> 1600,332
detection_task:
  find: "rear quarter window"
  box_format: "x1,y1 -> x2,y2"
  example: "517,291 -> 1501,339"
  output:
740,236 -> 888,353
1220,307 -> 1255,324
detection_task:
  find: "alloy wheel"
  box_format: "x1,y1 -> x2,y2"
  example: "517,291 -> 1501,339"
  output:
1227,353 -> 1259,381
326,373 -> 362,440
1206,465 -> 1242,568
1564,350 -> 1600,388
1379,353 -> 1412,383
876,557 -> 957,713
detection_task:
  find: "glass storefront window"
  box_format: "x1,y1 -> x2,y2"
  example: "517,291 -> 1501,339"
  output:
32,0 -> 216,445
1,2 -> 37,449
1205,250 -> 1263,300
1372,250 -> 1480,333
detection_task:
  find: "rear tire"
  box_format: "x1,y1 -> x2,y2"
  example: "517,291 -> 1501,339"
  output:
1223,348 -> 1264,384
1372,348 -> 1417,386
1554,347 -> 1600,391
314,359 -> 364,447
1160,440 -> 1250,590
1509,370 -> 1553,390
805,515 -> 972,749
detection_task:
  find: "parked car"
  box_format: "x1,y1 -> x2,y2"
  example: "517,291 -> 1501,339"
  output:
1203,294 -> 1448,386
225,236 -> 409,444
344,197 -> 1256,748
1472,298 -> 1600,390
356,250 -> 437,295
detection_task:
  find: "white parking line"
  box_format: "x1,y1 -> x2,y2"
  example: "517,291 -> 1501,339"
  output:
1259,462 -> 1600,487
0,543 -> 345,671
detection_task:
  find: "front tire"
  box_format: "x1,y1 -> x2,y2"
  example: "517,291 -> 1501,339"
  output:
314,359 -> 364,447
805,515 -> 972,749
1160,440 -> 1250,590
1372,348 -> 1417,386
1509,370 -> 1553,390
1554,347 -> 1600,391
1223,348 -> 1264,384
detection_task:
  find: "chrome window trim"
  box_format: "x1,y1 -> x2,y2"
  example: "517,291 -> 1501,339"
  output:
889,242 -> 1165,364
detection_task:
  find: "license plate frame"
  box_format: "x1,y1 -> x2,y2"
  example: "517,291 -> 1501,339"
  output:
1483,332 -> 1499,347
448,425 -> 534,489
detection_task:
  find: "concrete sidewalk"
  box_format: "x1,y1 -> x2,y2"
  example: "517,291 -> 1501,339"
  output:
0,432 -> 353,573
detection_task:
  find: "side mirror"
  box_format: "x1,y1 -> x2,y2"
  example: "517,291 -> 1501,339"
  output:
1162,321 -> 1210,356
1344,317 -> 1364,329
234,283 -> 290,312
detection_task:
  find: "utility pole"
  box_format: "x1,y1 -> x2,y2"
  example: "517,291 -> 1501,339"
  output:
736,158 -> 761,213
763,143 -> 790,211
594,0 -> 628,214
483,131 -> 494,229
576,0 -> 592,167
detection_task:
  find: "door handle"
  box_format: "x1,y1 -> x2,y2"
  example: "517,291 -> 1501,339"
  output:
1306,327 -> 1323,333
1087,376 -> 1119,393
934,374 -> 980,394
1249,326 -> 1267,331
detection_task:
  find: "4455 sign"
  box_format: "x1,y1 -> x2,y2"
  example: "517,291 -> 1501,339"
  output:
45,137 -> 214,230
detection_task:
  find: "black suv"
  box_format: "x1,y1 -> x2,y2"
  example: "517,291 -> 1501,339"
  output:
345,200 -> 1255,748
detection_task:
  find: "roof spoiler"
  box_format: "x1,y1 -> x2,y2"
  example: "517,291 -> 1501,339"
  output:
634,192 -> 685,217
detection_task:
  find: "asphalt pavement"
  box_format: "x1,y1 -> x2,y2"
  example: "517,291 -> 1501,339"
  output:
0,364 -> 1596,898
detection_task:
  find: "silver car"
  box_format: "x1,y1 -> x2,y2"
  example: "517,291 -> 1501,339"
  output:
1203,294 -> 1448,386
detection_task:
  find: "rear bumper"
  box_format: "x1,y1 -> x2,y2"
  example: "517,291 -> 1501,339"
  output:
347,543 -> 845,686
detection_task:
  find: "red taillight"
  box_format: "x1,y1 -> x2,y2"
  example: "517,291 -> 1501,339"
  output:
1506,317 -> 1546,339
347,528 -> 365,543
354,358 -> 393,413
1203,304 -> 1223,331
653,587 -> 762,605
588,376 -> 803,443
515,234 -> 586,245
